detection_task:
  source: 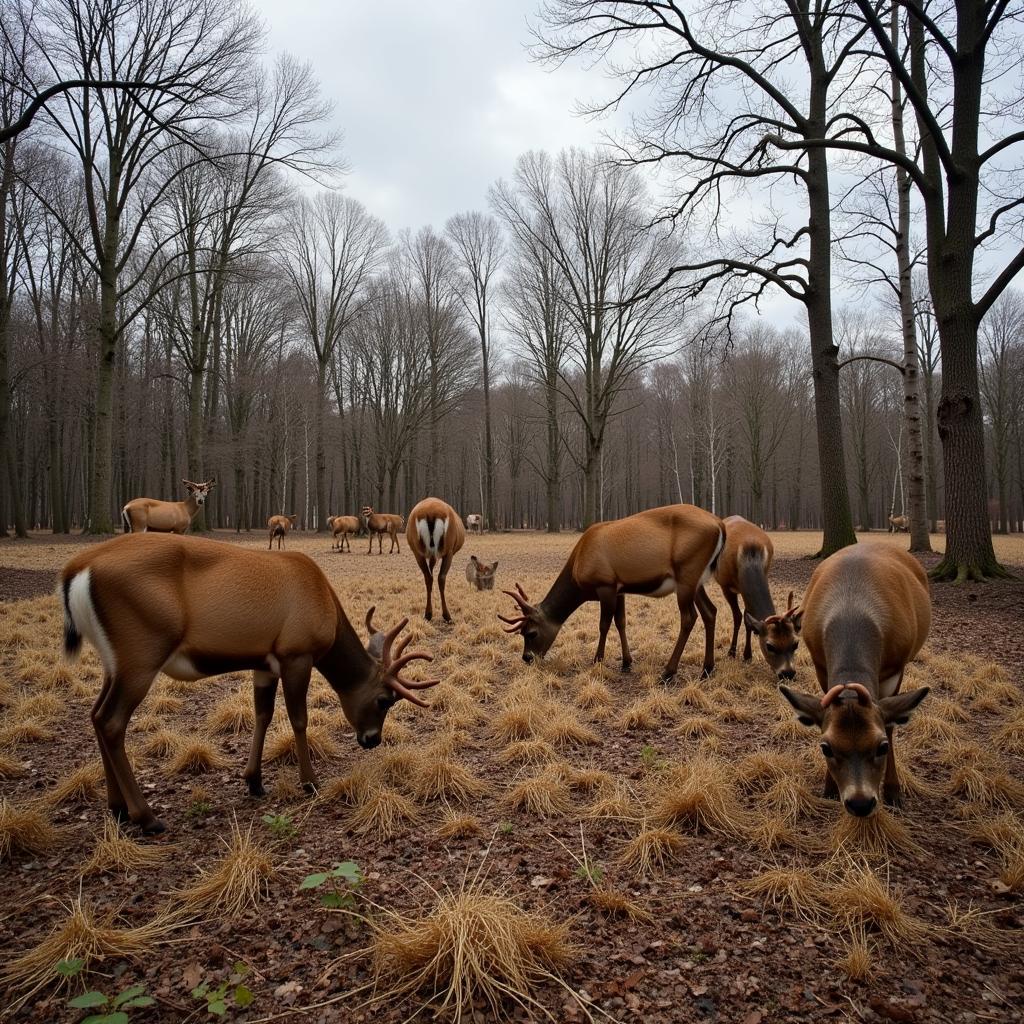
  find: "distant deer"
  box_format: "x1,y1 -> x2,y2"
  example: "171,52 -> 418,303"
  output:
888,514 -> 909,533
362,506 -> 404,554
408,497 -> 466,621
268,514 -> 298,550
121,479 -> 216,533
327,515 -> 361,552
465,513 -> 483,533
779,544 -> 931,816
501,504 -> 724,681
466,555 -> 498,590
714,515 -> 800,679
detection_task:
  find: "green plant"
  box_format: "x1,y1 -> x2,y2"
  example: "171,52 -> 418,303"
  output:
640,745 -> 665,770
67,983 -> 153,1023
261,812 -> 296,840
575,862 -> 604,885
300,860 -> 363,909
191,962 -> 254,1016
188,799 -> 212,818
498,821 -> 514,834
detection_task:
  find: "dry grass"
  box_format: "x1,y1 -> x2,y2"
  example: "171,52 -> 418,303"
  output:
674,714 -> 723,739
206,689 -> 255,734
542,706 -> 600,747
349,787 -> 421,837
140,727 -> 185,759
369,876 -> 574,1021
436,811 -> 484,840
176,818 -> 274,917
617,691 -> 678,731
827,808 -> 922,858
650,754 -> 749,838
409,747 -> 488,804
503,766 -> 573,819
619,825 -> 684,875
146,691 -> 185,714
82,817 -> 169,876
739,867 -> 824,919
0,798 -> 61,859
264,726 -> 341,764
947,762 -> 1024,809
835,924 -> 873,981
970,813 -> 1024,892
0,747 -> 26,779
587,886 -> 653,922
0,719 -> 55,745
994,709 -> 1024,755
495,739 -> 556,766
45,761 -> 106,806
574,680 -> 612,710
748,813 -> 801,852
822,857 -> 932,944
166,737 -> 229,775
586,784 -> 638,821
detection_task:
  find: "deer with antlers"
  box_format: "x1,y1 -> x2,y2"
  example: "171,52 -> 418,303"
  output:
501,504 -> 725,681
407,497 -> 466,622
327,515 -> 361,552
714,515 -> 800,679
779,543 -> 931,816
121,479 -> 216,533
268,513 -> 298,549
362,506 -> 404,554
60,533 -> 438,833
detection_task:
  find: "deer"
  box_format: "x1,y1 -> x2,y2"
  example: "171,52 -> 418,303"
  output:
60,532 -> 439,834
268,513 -> 298,549
327,515 -> 361,552
466,555 -> 499,591
362,506 -> 404,554
888,514 -> 909,533
407,497 -> 466,622
500,504 -> 725,681
121,479 -> 216,533
778,543 -> 931,817
465,513 -> 483,533
714,515 -> 800,679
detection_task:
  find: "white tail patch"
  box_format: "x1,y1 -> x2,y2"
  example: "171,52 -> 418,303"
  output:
416,515 -> 448,557
700,525 -> 727,587
67,569 -> 117,676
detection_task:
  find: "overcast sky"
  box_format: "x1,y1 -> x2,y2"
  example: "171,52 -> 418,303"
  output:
254,0 -> 630,233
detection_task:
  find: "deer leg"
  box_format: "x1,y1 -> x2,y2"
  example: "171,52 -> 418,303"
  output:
93,670 -> 163,833
594,587 -> 616,664
280,658 -> 316,792
822,767 -> 840,801
614,594 -> 632,672
91,673 -> 128,822
417,554 -> 435,620
724,590 -> 741,658
882,725 -> 901,806
695,585 -> 717,679
244,671 -> 279,797
661,592 -> 698,683
438,553 -> 454,622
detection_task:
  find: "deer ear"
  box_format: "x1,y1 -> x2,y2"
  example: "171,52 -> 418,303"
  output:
788,605 -> 804,632
206,477 -> 217,488
879,687 -> 930,726
744,611 -> 764,636
182,479 -> 196,491
491,561 -> 498,571
779,685 -> 825,727
470,555 -> 478,564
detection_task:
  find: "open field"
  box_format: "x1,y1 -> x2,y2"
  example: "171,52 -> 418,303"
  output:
1,529 -> 1023,1022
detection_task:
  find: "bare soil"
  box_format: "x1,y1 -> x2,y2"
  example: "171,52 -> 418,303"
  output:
1,529 -> 1022,1024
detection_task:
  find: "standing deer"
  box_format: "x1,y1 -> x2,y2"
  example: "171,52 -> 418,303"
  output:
407,497 -> 466,622
327,515 -> 361,552
500,504 -> 724,681
121,479 -> 216,533
465,513 -> 483,533
466,555 -> 499,590
779,544 -> 931,816
363,506 -> 404,554
268,514 -> 298,549
60,533 -> 439,833
888,514 -> 909,533
714,515 -> 800,679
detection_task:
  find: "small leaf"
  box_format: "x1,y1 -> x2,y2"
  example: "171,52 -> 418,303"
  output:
331,861 -> 363,884
191,984 -> 209,998
319,891 -> 344,909
112,985 -> 147,1008
233,961 -> 249,977
300,872 -> 328,889
69,992 -> 110,1009
208,998 -> 228,1015
57,958 -> 86,977
234,983 -> 254,1007
121,997 -> 155,1009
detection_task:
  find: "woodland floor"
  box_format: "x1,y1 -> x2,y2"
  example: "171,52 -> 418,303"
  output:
1,529 -> 1023,1024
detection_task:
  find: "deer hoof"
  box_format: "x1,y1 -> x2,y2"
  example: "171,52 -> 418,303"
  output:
109,805 -> 131,825
302,780 -> 319,796
140,816 -> 167,836
246,779 -> 266,798
621,661 -> 632,674
727,648 -> 737,659
699,665 -> 714,680
443,613 -> 453,624
659,671 -> 676,686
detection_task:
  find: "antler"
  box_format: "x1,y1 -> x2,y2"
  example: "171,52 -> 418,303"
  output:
820,683 -> 873,708
502,584 -> 534,611
365,605 -> 380,639
379,617 -> 439,708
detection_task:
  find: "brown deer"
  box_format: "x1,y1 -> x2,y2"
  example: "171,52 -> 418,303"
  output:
362,506 -> 404,554
60,533 -> 439,833
407,497 -> 466,622
779,543 -> 931,816
121,479 -> 216,533
327,515 -> 361,552
268,513 -> 298,549
466,555 -> 498,590
714,515 -> 800,679
500,504 -> 724,681
465,513 -> 483,533
888,514 -> 909,533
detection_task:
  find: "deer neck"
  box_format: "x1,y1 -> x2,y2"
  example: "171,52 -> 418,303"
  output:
184,493 -> 202,519
316,596 -> 376,692
823,612 -> 882,694
736,558 -> 775,621
539,560 -> 586,629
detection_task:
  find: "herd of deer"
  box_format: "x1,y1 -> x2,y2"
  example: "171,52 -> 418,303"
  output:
60,486 -> 932,835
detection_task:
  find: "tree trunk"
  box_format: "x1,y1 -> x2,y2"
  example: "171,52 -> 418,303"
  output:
315,359 -> 328,530
482,339 -> 495,530
87,259 -> 118,534
546,369 -> 560,532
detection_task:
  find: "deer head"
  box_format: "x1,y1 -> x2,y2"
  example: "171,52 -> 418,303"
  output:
498,584 -> 559,664
467,555 -> 499,591
183,478 -> 216,507
779,682 -> 929,816
745,591 -> 803,679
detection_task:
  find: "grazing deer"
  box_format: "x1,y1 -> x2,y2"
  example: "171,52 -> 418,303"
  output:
779,543 -> 931,816
268,514 -> 298,549
500,504 -> 724,681
121,479 -> 216,534
60,533 -> 439,833
466,555 -> 498,591
465,513 -> 483,533
888,514 -> 909,533
407,497 -> 466,622
327,515 -> 361,552
362,506 -> 404,554
714,515 -> 800,679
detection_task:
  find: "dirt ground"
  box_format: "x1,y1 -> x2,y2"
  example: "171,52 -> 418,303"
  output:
1,527 -> 1023,1024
